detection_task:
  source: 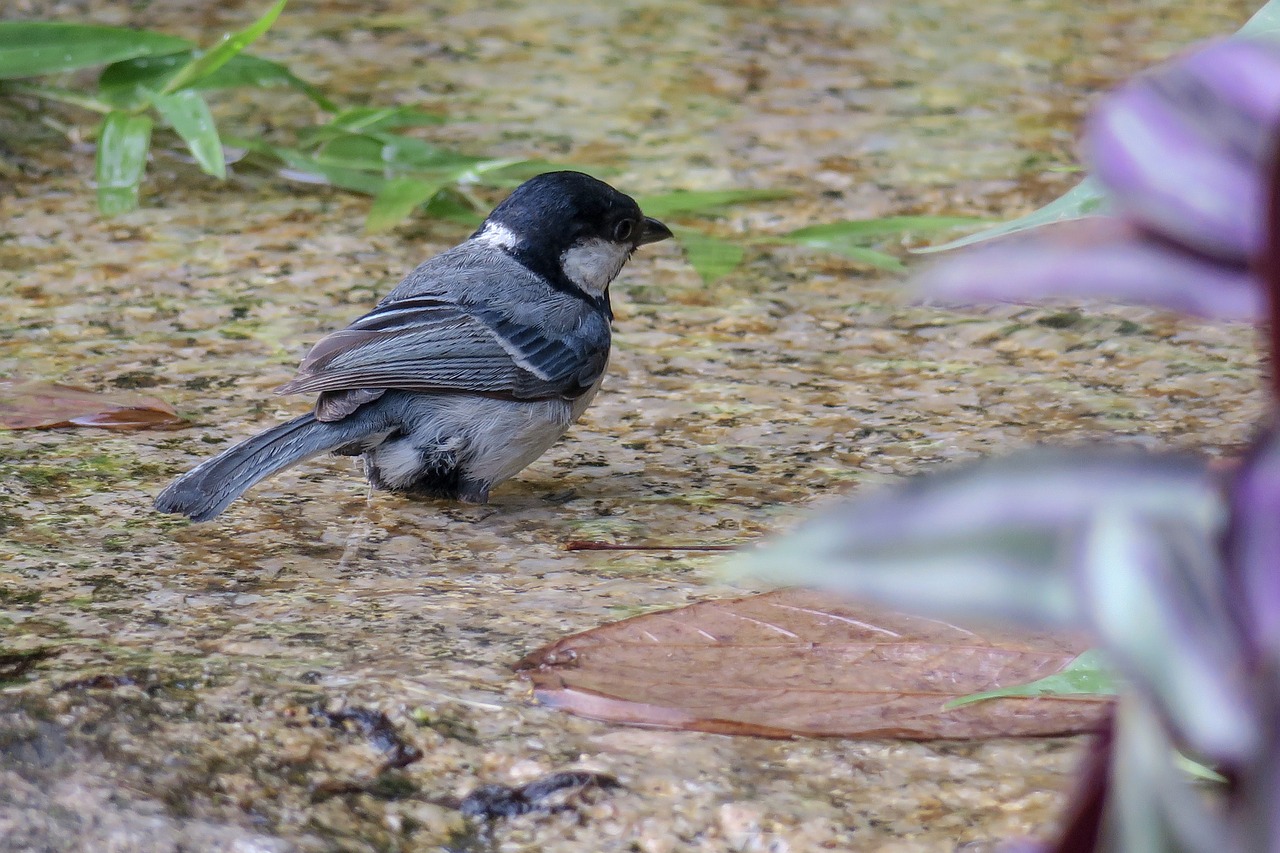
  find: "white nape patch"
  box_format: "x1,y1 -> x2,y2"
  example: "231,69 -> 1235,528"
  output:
559,238 -> 630,297
474,221 -> 521,250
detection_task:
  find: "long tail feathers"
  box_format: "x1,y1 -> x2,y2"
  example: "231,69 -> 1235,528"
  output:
154,412 -> 382,521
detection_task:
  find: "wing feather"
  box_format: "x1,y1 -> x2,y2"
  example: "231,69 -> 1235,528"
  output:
276,294 -> 608,403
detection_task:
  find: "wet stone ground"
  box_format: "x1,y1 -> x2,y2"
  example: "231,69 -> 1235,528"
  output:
0,0 -> 1266,850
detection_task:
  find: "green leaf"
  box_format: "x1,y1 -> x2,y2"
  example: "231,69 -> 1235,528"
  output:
772,216 -> 985,271
371,132 -> 482,171
101,51 -> 337,110
328,105 -> 445,132
916,176 -> 1110,254
0,22 -> 189,79
196,52 -> 334,109
161,0 -> 288,94
95,110 -> 153,215
309,131 -> 495,179
945,649 -> 1118,708
423,188 -> 485,226
452,157 -> 535,184
466,159 -> 568,188
365,177 -> 445,232
0,80 -> 112,113
911,174 -> 1111,251
807,244 -> 906,272
672,226 -> 745,284
228,136 -> 387,195
636,188 -> 789,219
1173,753 -> 1227,784
784,216 -> 985,243
151,89 -> 225,179
310,132 -> 388,170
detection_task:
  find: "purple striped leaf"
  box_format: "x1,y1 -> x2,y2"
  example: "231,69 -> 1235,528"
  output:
915,219 -> 1263,321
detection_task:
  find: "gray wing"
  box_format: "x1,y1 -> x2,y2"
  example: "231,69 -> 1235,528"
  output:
276,294 -> 610,404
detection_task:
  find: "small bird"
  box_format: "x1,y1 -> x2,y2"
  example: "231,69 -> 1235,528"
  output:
154,171 -> 672,521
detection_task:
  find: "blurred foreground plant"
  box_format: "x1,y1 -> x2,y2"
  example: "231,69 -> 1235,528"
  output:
737,38 -> 1280,851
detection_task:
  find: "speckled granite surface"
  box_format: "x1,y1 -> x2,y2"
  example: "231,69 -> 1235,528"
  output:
0,1 -> 1263,850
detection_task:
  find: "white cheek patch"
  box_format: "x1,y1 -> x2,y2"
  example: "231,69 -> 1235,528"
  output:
559,239 -> 630,297
475,221 -> 521,250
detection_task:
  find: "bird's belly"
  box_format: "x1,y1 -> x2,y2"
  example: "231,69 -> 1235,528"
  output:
471,373 -> 605,485
367,378 -> 604,496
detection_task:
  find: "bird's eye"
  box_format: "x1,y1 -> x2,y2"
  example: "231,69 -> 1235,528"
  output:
613,219 -> 635,242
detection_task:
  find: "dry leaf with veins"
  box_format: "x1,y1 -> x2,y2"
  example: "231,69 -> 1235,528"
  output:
518,588 -> 1109,739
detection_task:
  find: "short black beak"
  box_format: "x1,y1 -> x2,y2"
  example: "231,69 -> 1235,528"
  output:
637,216 -> 674,245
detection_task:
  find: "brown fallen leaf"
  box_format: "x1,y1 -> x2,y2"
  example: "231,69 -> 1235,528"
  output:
0,381 -> 188,430
517,588 -> 1110,739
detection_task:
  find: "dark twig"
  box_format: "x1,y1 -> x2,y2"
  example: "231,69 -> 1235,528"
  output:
459,772 -> 620,819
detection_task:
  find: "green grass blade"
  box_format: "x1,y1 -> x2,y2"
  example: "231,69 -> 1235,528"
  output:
916,176 -> 1109,254
465,159 -> 570,188
196,53 -> 335,110
944,649 -> 1119,709
328,105 -> 445,132
785,216 -> 985,242
95,110 -> 153,214
0,22 -> 189,79
672,226 -> 745,284
808,244 -> 906,272
161,0 -> 288,94
371,132 -> 481,170
312,132 -> 390,170
768,216 -> 985,271
423,189 -> 485,226
151,89 -> 225,179
1173,753 -> 1227,784
636,188 -> 789,219
366,177 -> 445,232
101,51 -> 337,111
229,136 -> 387,195
0,80 -> 113,113
309,130 -> 488,176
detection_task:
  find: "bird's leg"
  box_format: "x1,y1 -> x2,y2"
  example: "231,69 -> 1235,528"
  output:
457,477 -> 491,505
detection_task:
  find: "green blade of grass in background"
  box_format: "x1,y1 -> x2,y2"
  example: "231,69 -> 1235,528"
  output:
917,177 -> 1109,254
228,136 -> 389,194
366,177 -> 446,232
636,188 -> 790,219
95,110 -> 153,214
423,189 -> 485,226
944,649 -> 1119,708
100,51 -> 337,111
774,215 -> 985,271
671,226 -> 745,284
161,0 -> 289,94
0,81 -> 113,113
801,243 -> 906,272
0,22 -> 190,78
151,89 -> 225,179
784,216 -> 985,243
328,105 -> 446,132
